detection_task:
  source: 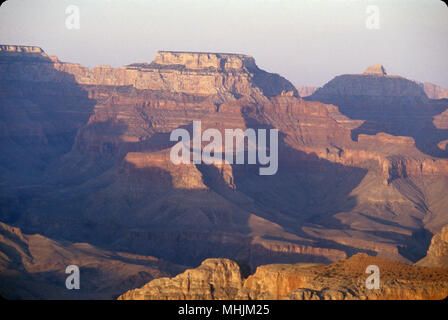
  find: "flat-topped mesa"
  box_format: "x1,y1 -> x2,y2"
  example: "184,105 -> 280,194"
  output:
0,45 -> 298,98
152,51 -> 258,71
0,44 -> 52,61
0,44 -> 60,64
363,63 -> 387,76
310,64 -> 428,99
0,44 -> 44,54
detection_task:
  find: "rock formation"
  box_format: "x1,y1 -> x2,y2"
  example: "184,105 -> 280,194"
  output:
118,258 -> 246,300
0,45 -> 298,98
420,82 -> 448,100
363,63 -> 387,76
311,74 -> 427,99
1,45 -> 448,300
119,254 -> 448,300
417,225 -> 448,269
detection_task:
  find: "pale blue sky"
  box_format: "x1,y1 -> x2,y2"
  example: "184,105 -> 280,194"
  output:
0,0 -> 447,87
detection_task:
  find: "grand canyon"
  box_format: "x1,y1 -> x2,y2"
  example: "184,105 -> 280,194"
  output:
0,44 -> 447,300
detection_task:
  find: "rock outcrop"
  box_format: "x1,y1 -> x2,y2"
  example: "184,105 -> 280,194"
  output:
152,51 -> 257,71
0,45 -> 45,55
417,225 -> 448,269
119,254 -> 448,300
283,253 -> 448,300
118,258 -> 245,300
363,63 -> 387,76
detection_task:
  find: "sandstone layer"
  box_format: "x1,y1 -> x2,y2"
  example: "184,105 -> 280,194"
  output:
417,225 -> 448,269
118,254 -> 448,300
0,45 -> 297,98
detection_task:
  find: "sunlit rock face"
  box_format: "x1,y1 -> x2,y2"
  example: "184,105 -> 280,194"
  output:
363,63 -> 387,76
0,44 -> 45,55
118,258 -> 246,300
118,254 -> 448,300
417,225 -> 448,269
152,51 -> 257,70
0,46 -> 297,98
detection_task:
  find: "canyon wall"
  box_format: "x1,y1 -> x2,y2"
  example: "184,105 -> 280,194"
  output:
1,45 -> 448,274
0,45 -> 297,98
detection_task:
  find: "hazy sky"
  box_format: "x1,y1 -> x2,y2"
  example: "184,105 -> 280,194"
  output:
0,0 -> 447,87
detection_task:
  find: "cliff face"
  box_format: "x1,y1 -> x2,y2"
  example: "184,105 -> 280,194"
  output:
118,258 -> 245,300
421,82 -> 448,100
0,46 -> 297,98
0,46 -> 95,191
0,45 -> 45,55
308,65 -> 448,159
118,254 -> 448,300
363,63 -> 387,76
417,225 -> 448,269
152,51 -> 257,71
304,70 -> 448,251
2,45 -> 448,279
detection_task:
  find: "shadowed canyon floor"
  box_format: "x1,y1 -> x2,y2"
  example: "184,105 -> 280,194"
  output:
0,221 -> 186,299
1,45 -> 448,299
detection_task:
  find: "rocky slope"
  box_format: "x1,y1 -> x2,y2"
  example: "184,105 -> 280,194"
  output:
0,221 -> 185,299
118,254 -> 448,300
1,46 -> 448,292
